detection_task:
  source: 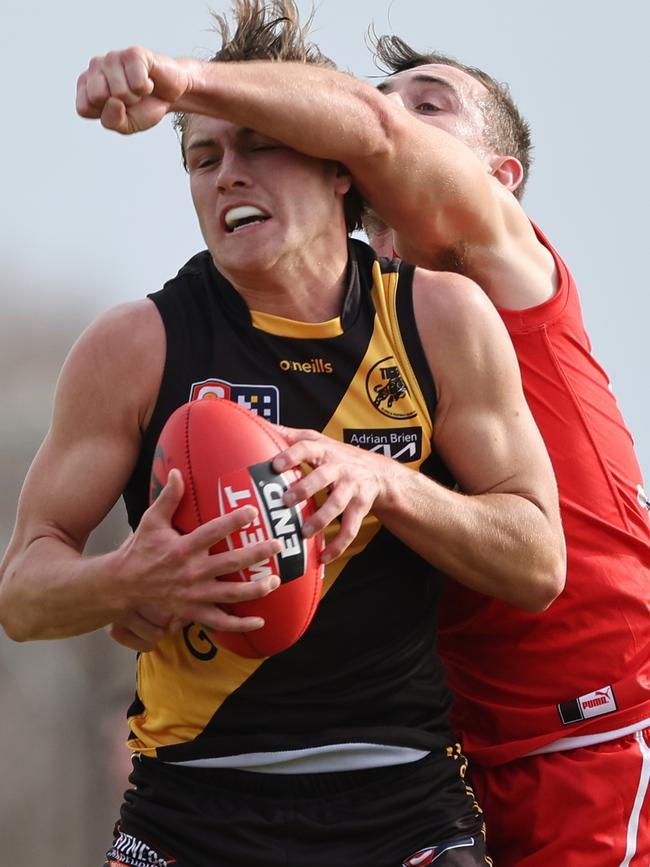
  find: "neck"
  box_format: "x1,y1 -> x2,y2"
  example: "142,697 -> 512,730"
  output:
216,239 -> 350,323
366,218 -> 394,259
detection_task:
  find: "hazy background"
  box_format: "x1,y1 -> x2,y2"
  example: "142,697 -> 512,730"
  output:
1,0 -> 648,863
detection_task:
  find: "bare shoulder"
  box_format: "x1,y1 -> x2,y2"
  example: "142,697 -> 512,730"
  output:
2,299 -> 166,555
55,298 -> 165,433
78,297 -> 163,356
411,267 -> 521,391
411,267 -> 501,338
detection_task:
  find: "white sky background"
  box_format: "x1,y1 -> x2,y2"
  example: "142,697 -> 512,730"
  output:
2,0 -> 649,471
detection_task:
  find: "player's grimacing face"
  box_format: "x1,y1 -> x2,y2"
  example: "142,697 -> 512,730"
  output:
378,63 -> 492,160
184,115 -> 351,276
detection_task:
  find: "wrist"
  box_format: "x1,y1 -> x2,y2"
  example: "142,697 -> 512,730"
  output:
173,58 -> 216,112
102,543 -> 138,616
372,456 -> 406,521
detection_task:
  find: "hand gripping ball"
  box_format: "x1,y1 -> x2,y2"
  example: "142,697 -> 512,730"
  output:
150,399 -> 324,657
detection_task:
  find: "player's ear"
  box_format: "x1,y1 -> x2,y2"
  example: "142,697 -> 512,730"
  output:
334,162 -> 353,195
488,155 -> 524,193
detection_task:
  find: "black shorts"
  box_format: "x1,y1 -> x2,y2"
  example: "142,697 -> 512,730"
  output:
104,748 -> 491,867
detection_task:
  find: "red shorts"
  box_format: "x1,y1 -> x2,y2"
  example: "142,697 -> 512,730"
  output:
471,728 -> 650,866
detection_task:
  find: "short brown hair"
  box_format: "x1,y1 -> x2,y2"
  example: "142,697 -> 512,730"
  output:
175,0 -> 363,232
370,33 -> 532,200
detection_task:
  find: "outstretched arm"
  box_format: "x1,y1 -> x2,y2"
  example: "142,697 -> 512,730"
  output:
75,48 -> 555,307
76,50 -> 494,241
0,301 -> 281,642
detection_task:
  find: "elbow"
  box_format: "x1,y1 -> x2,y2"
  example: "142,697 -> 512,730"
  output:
2,621 -> 30,643
0,603 -> 30,643
0,594 -> 32,642
1,604 -> 50,642
527,572 -> 565,614
0,571 -> 35,643
521,546 -> 567,614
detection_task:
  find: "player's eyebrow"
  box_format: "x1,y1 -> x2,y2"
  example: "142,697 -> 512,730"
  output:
186,138 -> 218,151
377,74 -> 458,96
186,128 -> 258,151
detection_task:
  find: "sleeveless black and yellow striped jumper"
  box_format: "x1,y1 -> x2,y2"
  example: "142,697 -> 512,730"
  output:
122,238 -> 457,769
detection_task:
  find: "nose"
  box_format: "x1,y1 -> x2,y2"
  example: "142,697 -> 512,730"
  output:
215,148 -> 251,192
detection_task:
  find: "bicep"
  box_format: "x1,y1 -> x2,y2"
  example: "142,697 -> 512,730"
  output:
436,377 -> 555,506
419,277 -> 558,509
6,301 -> 162,557
12,424 -> 139,556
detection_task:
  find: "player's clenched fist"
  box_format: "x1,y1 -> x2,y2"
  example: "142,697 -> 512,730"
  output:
76,47 -> 192,134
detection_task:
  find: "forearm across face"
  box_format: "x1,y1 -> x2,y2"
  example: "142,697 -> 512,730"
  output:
77,48 -> 499,262
177,59 -> 498,254
177,59 -> 390,166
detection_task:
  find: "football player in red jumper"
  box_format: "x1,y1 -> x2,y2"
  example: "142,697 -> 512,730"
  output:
67,12 -> 650,867
0,3 -> 565,866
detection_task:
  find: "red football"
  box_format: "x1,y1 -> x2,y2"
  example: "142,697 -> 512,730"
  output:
150,399 -> 324,657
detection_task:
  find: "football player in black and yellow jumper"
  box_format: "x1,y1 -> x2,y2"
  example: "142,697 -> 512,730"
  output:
1,2 -> 564,865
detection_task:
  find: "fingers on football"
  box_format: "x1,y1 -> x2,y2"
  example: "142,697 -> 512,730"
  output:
275,426 -> 320,446
184,571 -> 281,607
194,609 -> 266,633
145,467 -> 185,522
283,464 -> 335,507
188,508 -> 283,567
185,502 -> 256,548
273,434 -> 323,471
210,542 -> 283,583
301,479 -> 360,534
320,505 -> 365,562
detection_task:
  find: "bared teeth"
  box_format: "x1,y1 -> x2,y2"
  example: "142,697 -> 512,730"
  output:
224,206 -> 269,232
